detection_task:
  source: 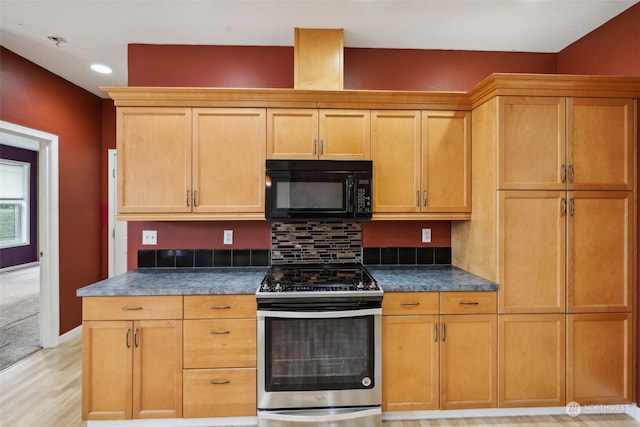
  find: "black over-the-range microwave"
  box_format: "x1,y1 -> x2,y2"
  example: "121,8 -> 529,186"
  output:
265,159 -> 373,221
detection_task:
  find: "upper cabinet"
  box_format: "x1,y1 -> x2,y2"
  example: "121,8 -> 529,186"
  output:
117,107 -> 193,214
267,109 -> 370,160
498,96 -> 634,191
294,28 -> 344,90
371,110 -> 470,218
117,107 -> 266,220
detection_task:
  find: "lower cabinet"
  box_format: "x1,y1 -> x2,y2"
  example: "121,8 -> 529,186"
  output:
382,291 -> 497,411
567,313 -> 633,405
182,295 -> 257,418
498,314 -> 566,407
82,314 -> 183,420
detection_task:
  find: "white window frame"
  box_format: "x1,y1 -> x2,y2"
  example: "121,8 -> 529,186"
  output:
0,158 -> 30,248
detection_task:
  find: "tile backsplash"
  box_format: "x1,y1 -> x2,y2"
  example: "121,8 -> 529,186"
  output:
363,246 -> 452,265
137,249 -> 270,268
271,221 -> 362,265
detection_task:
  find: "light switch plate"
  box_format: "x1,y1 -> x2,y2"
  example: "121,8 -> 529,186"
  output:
142,230 -> 157,245
421,228 -> 431,243
223,229 -> 233,245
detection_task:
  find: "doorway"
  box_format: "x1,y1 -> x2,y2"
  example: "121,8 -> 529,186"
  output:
0,120 -> 59,350
108,149 -> 127,276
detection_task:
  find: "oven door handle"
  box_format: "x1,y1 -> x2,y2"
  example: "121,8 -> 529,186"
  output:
257,308 -> 381,319
259,407 -> 380,423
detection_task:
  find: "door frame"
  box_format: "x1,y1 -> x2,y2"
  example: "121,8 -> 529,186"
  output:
0,120 -> 59,348
108,149 -> 127,276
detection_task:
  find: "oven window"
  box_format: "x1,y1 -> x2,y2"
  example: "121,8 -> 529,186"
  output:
265,315 -> 375,391
274,180 -> 345,211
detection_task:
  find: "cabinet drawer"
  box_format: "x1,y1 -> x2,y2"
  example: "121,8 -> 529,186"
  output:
382,292 -> 439,315
82,296 -> 183,320
184,319 -> 257,368
184,295 -> 256,319
440,292 -> 496,314
183,368 -> 256,418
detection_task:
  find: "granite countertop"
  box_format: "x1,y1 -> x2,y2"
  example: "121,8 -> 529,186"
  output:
366,265 -> 498,292
76,267 -> 268,297
76,265 -> 497,297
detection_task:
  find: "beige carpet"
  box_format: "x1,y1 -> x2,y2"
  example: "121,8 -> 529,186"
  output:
0,265 -> 40,371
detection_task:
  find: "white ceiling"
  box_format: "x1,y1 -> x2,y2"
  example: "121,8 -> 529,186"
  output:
1,0 -> 637,98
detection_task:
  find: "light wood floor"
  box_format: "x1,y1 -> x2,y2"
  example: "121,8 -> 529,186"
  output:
0,333 -> 638,426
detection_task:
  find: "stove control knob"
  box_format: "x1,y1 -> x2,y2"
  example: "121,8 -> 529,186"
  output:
274,282 -> 282,291
357,281 -> 364,289
369,281 -> 378,290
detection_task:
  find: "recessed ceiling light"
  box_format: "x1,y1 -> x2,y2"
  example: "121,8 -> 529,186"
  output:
90,64 -> 112,74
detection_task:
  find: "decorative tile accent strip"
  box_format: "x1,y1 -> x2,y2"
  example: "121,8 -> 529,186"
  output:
271,221 -> 362,265
137,249 -> 270,268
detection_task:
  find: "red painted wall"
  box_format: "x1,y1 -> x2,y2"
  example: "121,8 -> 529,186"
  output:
0,47 -> 104,334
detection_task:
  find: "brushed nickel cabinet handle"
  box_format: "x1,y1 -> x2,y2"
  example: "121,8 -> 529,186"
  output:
134,328 -> 139,348
561,164 -> 567,183
320,139 -> 324,155
209,379 -> 230,385
125,328 -> 131,348
423,191 -> 427,206
442,323 -> 447,342
459,301 -> 479,305
570,198 -> 575,216
400,301 -> 420,306
416,191 -> 420,207
209,330 -> 230,335
193,190 -> 197,207
209,305 -> 231,310
186,190 -> 190,207
435,323 -> 439,342
313,139 -> 317,155
561,198 -> 567,216
121,306 -> 143,311
569,164 -> 575,183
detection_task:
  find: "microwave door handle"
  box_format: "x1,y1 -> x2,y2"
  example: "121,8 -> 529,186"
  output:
347,175 -> 354,212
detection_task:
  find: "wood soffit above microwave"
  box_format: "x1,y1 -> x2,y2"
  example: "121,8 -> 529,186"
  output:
102,73 -> 640,110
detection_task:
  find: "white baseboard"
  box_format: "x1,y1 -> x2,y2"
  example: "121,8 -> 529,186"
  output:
59,324 -> 82,344
86,405 -> 638,426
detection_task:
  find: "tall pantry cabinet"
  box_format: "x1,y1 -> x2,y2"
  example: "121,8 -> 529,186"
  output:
452,74 -> 638,407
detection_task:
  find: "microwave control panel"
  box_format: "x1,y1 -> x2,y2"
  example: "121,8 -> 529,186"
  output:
355,176 -> 372,213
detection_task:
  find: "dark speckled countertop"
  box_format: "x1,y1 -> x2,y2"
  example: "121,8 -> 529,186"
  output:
76,268 -> 268,296
366,265 -> 497,292
76,265 -> 496,297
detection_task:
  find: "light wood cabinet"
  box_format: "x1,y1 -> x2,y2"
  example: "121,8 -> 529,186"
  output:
567,313 -> 633,404
371,110 -> 470,217
182,295 -> 257,418
82,297 -> 183,420
294,28 -> 343,90
267,108 -> 370,160
567,191 -> 634,313
117,107 -> 266,219
453,79 -> 637,407
498,97 -> 634,191
498,314 -> 565,407
382,292 -> 496,411
117,107 -> 192,214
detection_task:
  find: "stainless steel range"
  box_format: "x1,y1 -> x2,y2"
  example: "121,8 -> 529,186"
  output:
256,263 -> 383,427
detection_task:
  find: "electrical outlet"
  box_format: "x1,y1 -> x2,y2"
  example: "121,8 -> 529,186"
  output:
142,230 -> 157,245
421,228 -> 432,243
223,229 -> 233,245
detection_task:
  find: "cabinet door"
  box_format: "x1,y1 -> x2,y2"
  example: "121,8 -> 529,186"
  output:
382,315 -> 438,411
498,191 -> 566,313
319,110 -> 370,160
266,109 -> 319,159
117,107 -> 192,213
567,313 -> 632,404
567,191 -> 633,313
193,109 -> 266,212
370,110 -> 421,213
82,321 -> 133,420
498,314 -> 565,407
132,320 -> 183,419
440,314 -> 496,409
498,97 -> 566,190
422,111 -> 471,212
568,98 -> 634,190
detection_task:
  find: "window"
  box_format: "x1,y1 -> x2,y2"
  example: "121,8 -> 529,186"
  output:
0,159 -> 30,248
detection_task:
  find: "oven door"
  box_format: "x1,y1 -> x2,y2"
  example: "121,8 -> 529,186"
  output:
257,307 -> 381,410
